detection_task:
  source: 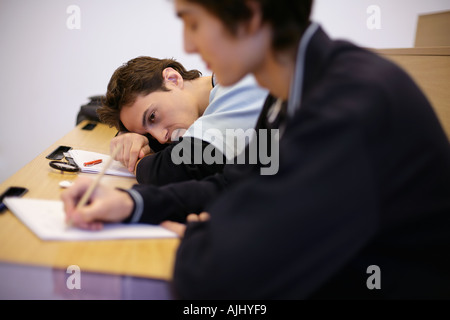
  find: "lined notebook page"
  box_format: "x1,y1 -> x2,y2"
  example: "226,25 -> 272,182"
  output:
4,197 -> 176,241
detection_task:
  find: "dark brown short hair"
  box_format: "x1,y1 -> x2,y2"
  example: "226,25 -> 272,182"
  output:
97,56 -> 202,131
185,0 -> 313,53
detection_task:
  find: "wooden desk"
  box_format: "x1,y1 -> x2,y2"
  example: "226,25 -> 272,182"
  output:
0,121 -> 179,280
415,11 -> 450,47
374,47 -> 450,140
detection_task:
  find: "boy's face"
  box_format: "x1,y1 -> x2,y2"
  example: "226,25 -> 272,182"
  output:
174,0 -> 271,87
119,88 -> 198,144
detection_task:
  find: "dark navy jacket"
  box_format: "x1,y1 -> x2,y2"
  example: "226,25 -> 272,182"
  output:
171,25 -> 450,299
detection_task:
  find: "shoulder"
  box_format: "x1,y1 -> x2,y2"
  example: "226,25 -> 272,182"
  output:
329,43 -> 418,95
207,74 -> 268,114
309,42 -> 427,117
188,75 -> 267,131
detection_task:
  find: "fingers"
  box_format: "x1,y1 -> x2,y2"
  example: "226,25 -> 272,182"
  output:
199,211 -> 211,221
110,137 -> 123,161
68,218 -> 104,231
61,176 -> 98,228
122,141 -> 138,173
61,177 -> 110,227
61,176 -> 92,216
186,213 -> 200,222
120,136 -> 139,172
161,212 -> 211,238
111,136 -> 132,167
186,212 -> 211,222
61,177 -> 134,230
110,133 -> 150,173
70,194 -> 102,224
160,220 -> 186,238
140,145 -> 152,158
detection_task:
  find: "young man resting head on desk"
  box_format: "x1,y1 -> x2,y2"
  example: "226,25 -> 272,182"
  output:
97,56 -> 268,186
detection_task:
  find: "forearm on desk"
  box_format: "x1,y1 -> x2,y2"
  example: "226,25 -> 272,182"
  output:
135,137 -> 225,186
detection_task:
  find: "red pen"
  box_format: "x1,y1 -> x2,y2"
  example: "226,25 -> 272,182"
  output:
84,159 -> 103,166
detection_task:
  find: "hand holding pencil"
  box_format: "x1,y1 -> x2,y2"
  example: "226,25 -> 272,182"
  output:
61,147 -> 135,230
75,146 -> 120,211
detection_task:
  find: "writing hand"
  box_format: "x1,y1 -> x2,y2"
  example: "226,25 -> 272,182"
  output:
61,176 -> 134,230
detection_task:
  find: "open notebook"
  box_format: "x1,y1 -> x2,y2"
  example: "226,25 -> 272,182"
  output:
4,197 -> 177,241
68,149 -> 135,177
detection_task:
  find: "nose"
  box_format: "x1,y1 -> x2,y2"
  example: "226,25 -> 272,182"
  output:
148,127 -> 169,144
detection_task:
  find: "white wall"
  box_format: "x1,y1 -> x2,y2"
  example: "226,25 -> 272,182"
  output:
311,0 -> 450,48
1,0 -> 450,184
0,0 -> 207,184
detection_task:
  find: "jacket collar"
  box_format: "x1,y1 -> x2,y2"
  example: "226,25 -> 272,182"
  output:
288,23 -> 337,117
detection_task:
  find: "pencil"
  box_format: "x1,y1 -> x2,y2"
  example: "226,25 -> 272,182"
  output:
76,146 -> 120,210
66,147 -> 120,229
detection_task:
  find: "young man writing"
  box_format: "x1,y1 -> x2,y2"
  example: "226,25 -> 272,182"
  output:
63,0 -> 450,299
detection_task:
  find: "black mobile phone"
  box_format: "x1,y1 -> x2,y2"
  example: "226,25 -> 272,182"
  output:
0,186 -> 28,213
45,145 -> 72,160
82,122 -> 97,130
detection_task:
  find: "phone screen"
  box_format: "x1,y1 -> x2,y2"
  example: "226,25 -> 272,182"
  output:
82,122 -> 97,130
45,145 -> 72,160
0,186 -> 28,213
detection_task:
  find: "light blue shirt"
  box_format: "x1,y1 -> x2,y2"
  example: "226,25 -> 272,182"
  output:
127,74 -> 268,223
183,74 -> 268,160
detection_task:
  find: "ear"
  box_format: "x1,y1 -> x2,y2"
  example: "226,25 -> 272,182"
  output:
162,67 -> 184,89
